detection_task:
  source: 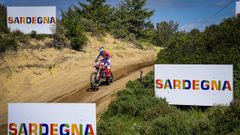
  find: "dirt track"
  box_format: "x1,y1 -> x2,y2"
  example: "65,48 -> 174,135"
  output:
0,34 -> 158,134
0,59 -> 154,134
50,62 -> 154,117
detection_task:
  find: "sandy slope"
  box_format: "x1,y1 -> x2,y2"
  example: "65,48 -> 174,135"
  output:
53,66 -> 154,118
0,65 -> 154,134
0,34 -> 157,133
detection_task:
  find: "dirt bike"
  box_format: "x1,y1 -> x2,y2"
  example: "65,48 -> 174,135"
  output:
90,60 -> 113,89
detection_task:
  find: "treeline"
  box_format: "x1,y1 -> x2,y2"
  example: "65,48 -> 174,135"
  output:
61,0 -> 157,50
98,17 -> 240,134
0,0 -> 178,52
61,0 -> 179,50
98,72 -> 240,135
156,17 -> 240,99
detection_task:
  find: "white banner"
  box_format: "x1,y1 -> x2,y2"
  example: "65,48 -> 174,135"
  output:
7,6 -> 56,34
154,64 -> 233,106
237,1 -> 240,17
8,103 -> 96,135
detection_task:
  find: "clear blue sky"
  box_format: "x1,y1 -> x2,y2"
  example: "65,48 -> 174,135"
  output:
0,0 -> 236,31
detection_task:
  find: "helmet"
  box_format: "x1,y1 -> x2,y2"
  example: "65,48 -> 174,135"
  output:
105,50 -> 110,57
98,47 -> 104,53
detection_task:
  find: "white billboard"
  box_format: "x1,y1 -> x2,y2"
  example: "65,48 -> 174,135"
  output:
154,65 -> 233,106
8,103 -> 96,135
7,6 -> 56,34
236,1 -> 240,17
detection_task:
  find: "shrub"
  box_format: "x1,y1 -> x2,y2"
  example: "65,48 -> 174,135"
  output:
36,34 -> 50,40
9,30 -> 29,44
69,31 -> 87,51
149,111 -> 213,135
62,8 -> 87,51
153,21 -> 178,47
53,34 -> 68,49
207,102 -> 240,134
11,30 -> 24,36
30,30 -> 37,38
0,4 -> 9,33
156,17 -> 240,99
0,35 -> 17,53
98,115 -> 142,135
98,72 -> 240,135
111,29 -> 128,39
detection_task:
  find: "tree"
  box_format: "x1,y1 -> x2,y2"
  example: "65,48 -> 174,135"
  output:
74,0 -> 113,35
156,17 -> 240,99
190,28 -> 200,35
0,4 -> 9,33
61,7 -> 87,51
61,0 -> 113,50
153,21 -> 178,47
111,0 -> 154,39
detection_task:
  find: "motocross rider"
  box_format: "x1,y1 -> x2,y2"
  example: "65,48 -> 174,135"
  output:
95,47 -> 111,78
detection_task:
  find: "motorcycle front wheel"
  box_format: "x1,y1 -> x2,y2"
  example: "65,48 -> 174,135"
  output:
90,72 -> 101,87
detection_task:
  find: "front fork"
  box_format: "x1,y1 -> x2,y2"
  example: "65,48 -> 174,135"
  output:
95,70 -> 100,81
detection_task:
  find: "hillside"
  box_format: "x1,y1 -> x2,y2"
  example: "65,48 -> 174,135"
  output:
0,34 -> 158,127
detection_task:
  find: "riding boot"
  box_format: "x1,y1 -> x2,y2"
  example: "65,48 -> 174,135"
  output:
106,69 -> 111,77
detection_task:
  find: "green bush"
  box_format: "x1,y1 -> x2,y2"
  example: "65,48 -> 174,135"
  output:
149,111 -> 213,135
98,72 -> 240,135
68,30 -> 87,51
0,35 -> 17,53
110,28 -> 129,39
11,30 -> 24,36
75,0 -> 113,36
156,17 -> 240,99
207,102 -> 240,134
0,4 -> 9,33
98,115 -> 142,135
51,19 -> 69,49
153,21 -> 178,47
36,34 -> 52,40
9,30 -> 30,44
62,8 -> 87,51
30,30 -> 37,38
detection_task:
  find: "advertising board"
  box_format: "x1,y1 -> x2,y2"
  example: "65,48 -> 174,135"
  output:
155,65 -> 233,106
8,103 -> 96,135
7,6 -> 56,34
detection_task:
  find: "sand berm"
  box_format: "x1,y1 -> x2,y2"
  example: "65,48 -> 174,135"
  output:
0,34 -> 158,133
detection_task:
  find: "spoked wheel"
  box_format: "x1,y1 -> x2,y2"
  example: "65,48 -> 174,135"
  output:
90,72 -> 101,89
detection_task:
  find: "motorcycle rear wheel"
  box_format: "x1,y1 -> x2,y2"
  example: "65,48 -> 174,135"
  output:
106,71 -> 113,85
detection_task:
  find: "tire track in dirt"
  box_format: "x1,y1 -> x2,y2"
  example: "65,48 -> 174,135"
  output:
51,64 -> 154,119
0,58 -> 155,134
46,57 -> 155,120
94,66 -> 154,118
49,60 -> 154,103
